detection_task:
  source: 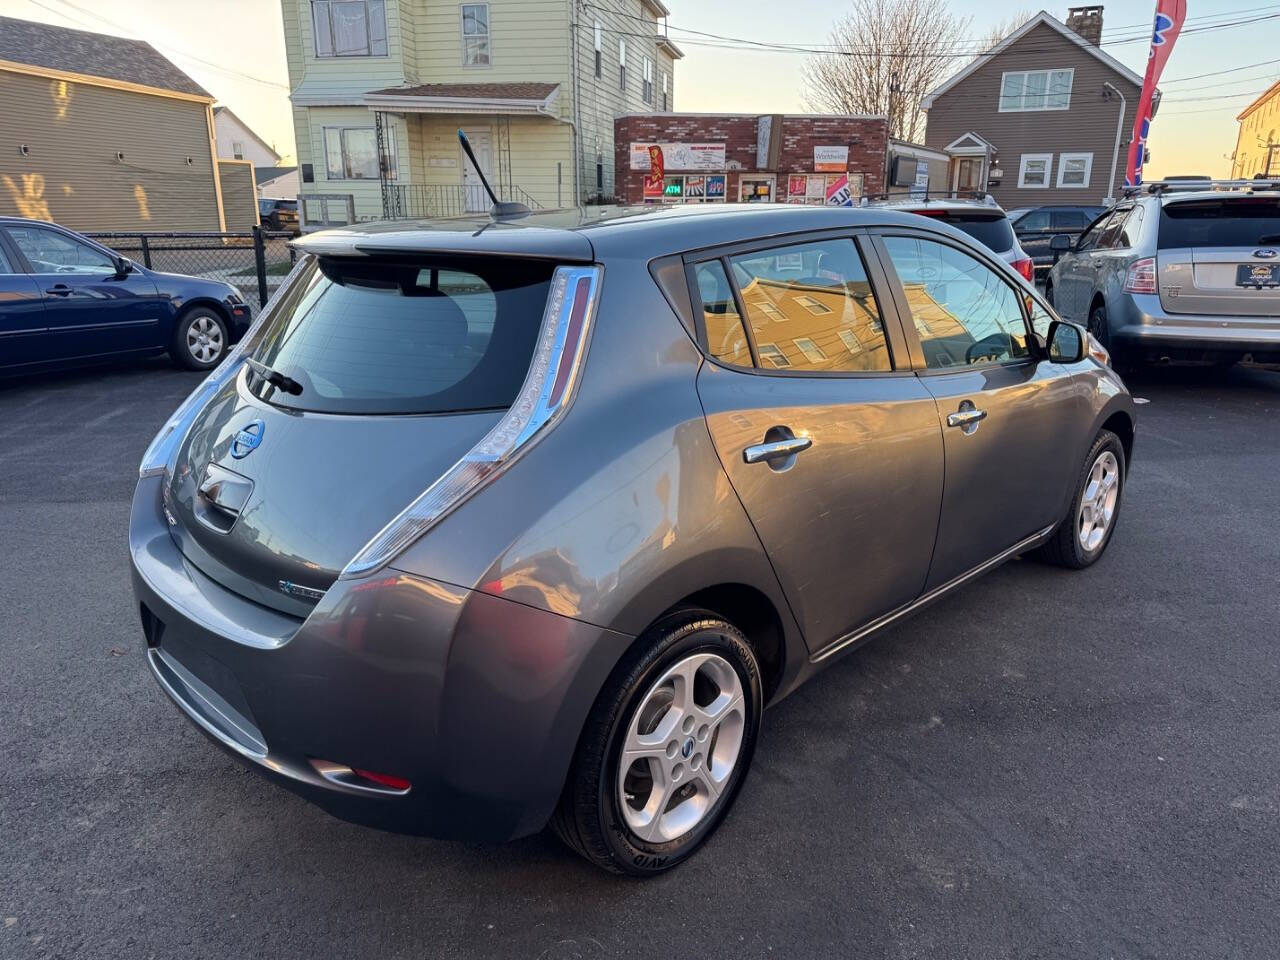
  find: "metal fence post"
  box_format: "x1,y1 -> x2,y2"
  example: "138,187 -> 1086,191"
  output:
139,235 -> 153,269
252,225 -> 268,308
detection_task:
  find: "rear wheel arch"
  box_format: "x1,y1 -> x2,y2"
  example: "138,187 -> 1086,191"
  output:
1101,410 -> 1135,465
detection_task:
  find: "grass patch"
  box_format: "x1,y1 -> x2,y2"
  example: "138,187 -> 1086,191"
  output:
231,261 -> 295,277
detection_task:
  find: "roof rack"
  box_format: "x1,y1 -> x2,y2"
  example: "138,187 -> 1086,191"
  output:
1124,178 -> 1280,197
861,190 -> 997,207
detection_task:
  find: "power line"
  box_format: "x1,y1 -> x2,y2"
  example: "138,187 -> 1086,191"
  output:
1163,57 -> 1280,83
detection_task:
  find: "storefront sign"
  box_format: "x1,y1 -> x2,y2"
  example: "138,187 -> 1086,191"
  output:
686,176 -> 706,199
663,176 -> 684,197
788,175 -> 807,198
909,163 -> 929,199
706,175 -> 726,199
630,142 -> 726,171
805,176 -> 826,202
813,145 -> 849,173
825,174 -> 854,207
642,144 -> 665,199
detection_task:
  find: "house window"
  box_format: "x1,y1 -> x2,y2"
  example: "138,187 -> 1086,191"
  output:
323,126 -> 397,180
311,0 -> 387,57
618,39 -> 626,92
1018,153 -> 1052,188
596,162 -> 603,191
462,3 -> 490,66
999,69 -> 1073,111
232,140 -> 245,160
793,338 -> 827,363
643,56 -> 654,103
593,20 -> 602,79
1057,152 -> 1093,188
662,72 -> 669,111
757,343 -> 791,368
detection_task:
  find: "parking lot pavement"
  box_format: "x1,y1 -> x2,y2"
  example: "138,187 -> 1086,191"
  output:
2,359 -> 1278,960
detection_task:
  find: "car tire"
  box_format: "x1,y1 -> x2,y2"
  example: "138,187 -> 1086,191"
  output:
551,609 -> 763,875
170,307 -> 229,371
1031,429 -> 1126,570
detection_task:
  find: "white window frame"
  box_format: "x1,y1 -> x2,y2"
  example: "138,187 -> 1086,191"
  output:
1017,153 -> 1053,189
1057,152 -> 1093,188
793,337 -> 827,363
642,56 -> 654,103
662,71 -> 669,111
311,0 -> 388,58
757,342 -> 790,368
998,68 -> 1074,112
231,140 -> 245,160
461,3 -> 490,67
322,125 -> 398,181
618,38 -> 626,92
593,19 -> 602,79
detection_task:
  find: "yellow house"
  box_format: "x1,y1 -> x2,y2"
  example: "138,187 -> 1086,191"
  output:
282,0 -> 683,223
1231,79 -> 1280,179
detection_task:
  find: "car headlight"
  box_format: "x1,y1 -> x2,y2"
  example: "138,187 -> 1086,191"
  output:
1086,331 -> 1111,367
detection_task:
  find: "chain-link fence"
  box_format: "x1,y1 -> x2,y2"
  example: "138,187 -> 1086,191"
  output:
82,228 -> 297,312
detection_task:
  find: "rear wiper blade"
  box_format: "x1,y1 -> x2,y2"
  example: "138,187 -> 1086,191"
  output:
1256,233 -> 1280,243
244,357 -> 304,396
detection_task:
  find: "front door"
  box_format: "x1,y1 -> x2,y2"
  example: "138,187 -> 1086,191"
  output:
692,234 -> 944,651
0,237 -> 47,369
3,224 -> 164,360
460,129 -> 494,212
874,232 -> 1084,588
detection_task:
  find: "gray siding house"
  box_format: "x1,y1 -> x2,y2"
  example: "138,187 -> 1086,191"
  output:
922,7 -> 1146,207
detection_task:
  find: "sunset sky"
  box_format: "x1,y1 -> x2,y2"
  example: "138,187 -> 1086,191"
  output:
2,0 -> 1274,178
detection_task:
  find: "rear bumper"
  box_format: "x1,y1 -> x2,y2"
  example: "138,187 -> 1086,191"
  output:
128,476 -> 632,841
1112,294 -> 1280,361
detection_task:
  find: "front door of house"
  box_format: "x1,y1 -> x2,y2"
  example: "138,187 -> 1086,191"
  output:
460,129 -> 494,212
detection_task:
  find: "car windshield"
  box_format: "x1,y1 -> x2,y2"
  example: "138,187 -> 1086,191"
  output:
247,255 -> 554,415
1159,197 -> 1280,249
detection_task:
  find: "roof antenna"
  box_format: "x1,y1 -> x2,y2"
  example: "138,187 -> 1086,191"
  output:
458,129 -> 530,219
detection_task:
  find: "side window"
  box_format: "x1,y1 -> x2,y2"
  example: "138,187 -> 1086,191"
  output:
1052,210 -> 1088,230
7,226 -> 115,273
727,238 -> 891,373
882,236 -> 1030,369
1016,209 -> 1051,232
1076,210 -> 1115,251
1026,295 -> 1055,340
693,261 -> 751,368
1097,207 -> 1131,249
0,242 -> 13,274
1117,205 -> 1145,248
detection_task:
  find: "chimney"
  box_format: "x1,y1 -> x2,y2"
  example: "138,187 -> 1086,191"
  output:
1066,5 -> 1104,45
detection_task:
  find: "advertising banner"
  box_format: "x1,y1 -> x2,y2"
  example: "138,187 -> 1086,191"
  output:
706,175 -> 726,199
825,174 -> 854,207
1125,0 -> 1186,186
813,145 -> 849,173
686,176 -> 706,199
642,144 -> 665,199
630,142 -> 726,171
789,175 -> 808,198
805,176 -> 826,202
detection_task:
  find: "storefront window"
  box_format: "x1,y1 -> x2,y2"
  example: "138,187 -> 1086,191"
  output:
739,177 -> 775,203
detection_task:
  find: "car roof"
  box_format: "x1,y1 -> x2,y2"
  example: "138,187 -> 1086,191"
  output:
867,198 -> 1007,216
1153,189 -> 1280,206
293,203 -> 978,263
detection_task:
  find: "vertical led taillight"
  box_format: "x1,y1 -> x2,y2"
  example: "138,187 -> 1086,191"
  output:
339,264 -> 603,580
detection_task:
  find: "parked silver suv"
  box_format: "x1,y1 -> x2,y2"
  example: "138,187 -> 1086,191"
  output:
129,203 -> 1135,875
1045,179 -> 1280,367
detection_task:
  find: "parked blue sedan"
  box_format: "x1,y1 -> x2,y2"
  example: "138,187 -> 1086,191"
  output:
0,217 -> 253,375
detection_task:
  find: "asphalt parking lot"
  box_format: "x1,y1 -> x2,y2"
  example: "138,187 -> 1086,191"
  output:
2,359 -> 1278,960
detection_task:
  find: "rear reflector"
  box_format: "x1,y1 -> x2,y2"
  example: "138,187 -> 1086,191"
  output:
353,769 -> 412,791
1123,257 -> 1158,294
339,264 -> 602,579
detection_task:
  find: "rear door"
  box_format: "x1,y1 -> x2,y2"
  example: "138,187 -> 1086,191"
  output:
692,233 -> 945,651
1056,208 -> 1122,319
3,223 -> 164,359
1013,208 -> 1053,266
1155,195 -> 1280,318
873,230 -> 1084,588
0,235 -> 47,369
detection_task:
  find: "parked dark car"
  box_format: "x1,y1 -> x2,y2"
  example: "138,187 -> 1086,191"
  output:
130,203 -> 1135,875
1008,205 -> 1106,275
872,196 -> 1036,281
0,218 -> 251,375
258,198 -> 298,232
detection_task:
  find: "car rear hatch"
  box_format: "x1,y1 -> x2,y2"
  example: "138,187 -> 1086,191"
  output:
904,209 -> 1018,259
163,244 -> 587,616
1156,195 -> 1280,316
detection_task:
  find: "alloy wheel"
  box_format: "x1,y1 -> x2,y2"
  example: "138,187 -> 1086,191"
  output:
617,652 -> 746,844
1077,450 -> 1120,551
186,315 -> 224,364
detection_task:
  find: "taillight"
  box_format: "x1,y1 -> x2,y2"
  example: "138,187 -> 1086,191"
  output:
352,769 -> 411,791
339,264 -> 603,580
1012,257 -> 1035,282
1123,257 -> 1157,294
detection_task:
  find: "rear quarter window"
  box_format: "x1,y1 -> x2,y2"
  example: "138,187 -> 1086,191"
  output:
1158,197 -> 1280,249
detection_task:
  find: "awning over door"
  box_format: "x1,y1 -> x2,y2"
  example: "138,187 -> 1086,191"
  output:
363,82 -> 561,116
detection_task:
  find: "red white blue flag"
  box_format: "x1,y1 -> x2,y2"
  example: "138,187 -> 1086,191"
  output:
1126,0 -> 1187,187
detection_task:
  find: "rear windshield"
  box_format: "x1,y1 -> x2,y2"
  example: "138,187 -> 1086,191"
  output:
248,256 -> 553,415
1159,198 -> 1280,249
932,214 -> 1016,253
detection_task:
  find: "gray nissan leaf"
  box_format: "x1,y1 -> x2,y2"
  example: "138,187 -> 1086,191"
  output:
129,203 -> 1136,875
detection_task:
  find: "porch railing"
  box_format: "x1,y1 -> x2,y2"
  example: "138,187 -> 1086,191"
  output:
384,183 -> 543,219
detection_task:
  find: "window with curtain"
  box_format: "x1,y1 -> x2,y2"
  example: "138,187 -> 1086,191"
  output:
462,3 -> 490,65
312,0 -> 387,57
323,127 -> 397,180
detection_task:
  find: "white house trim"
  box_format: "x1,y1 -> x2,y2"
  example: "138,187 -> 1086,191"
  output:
1017,153 -> 1053,188
362,87 -> 561,116
921,11 -> 1145,110
945,132 -> 994,155
1056,152 -> 1094,188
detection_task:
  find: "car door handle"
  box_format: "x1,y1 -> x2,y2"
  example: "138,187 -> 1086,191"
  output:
743,436 -> 812,464
45,284 -> 72,296
946,408 -> 988,428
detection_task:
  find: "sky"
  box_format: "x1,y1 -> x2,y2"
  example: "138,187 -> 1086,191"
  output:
2,0 -> 1276,177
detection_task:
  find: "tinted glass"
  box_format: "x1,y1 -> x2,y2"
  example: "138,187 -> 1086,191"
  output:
1097,207 -> 1131,248
694,260 -> 751,367
1117,205 -> 1144,247
7,226 -> 115,273
1051,210 -> 1089,230
1015,209 -> 1051,231
935,214 -> 1016,253
1076,210 -> 1116,251
1158,197 -> 1280,249
883,236 -> 1030,369
248,257 -> 552,415
0,244 -> 12,273
728,238 -> 891,372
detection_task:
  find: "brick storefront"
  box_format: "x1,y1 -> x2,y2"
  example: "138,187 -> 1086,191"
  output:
614,113 -> 889,205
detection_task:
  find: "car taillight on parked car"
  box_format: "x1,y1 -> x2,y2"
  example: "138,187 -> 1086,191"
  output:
1123,257 -> 1157,294
339,265 -> 603,580
1012,257 -> 1035,283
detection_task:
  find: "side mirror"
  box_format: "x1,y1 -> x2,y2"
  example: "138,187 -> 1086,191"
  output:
113,256 -> 133,276
1049,233 -> 1073,253
1047,320 -> 1085,363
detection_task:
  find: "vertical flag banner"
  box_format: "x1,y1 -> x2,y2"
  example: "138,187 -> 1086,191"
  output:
1126,0 -> 1187,187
